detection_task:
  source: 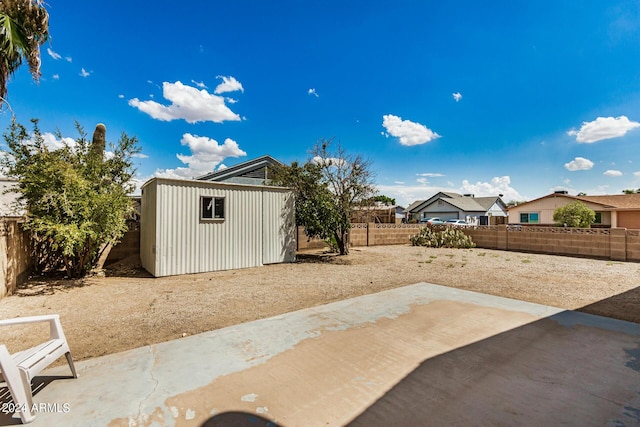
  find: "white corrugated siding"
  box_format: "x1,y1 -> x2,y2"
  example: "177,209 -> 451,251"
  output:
140,178 -> 295,277
140,179 -> 157,276
262,190 -> 296,264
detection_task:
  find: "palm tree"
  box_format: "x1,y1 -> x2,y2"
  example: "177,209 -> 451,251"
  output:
0,0 -> 49,108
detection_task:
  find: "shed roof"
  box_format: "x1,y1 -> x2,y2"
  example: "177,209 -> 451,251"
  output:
141,176 -> 291,192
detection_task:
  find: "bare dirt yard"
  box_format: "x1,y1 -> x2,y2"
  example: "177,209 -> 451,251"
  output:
1,245 -> 639,364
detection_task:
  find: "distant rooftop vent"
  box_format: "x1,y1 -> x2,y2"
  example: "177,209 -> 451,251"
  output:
554,190 -> 568,195
463,193 -> 474,198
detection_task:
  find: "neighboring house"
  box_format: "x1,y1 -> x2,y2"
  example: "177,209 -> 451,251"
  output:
507,191 -> 640,228
197,155 -> 283,185
352,203 -> 407,224
408,192 -> 508,225
140,177 -> 295,277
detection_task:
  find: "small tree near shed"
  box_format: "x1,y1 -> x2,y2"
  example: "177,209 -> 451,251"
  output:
553,201 -> 595,228
271,139 -> 376,255
1,118 -> 140,278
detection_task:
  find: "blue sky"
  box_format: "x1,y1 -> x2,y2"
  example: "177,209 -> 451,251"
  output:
2,1 -> 640,206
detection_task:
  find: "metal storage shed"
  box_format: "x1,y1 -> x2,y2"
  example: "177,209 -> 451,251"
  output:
140,177 -> 296,277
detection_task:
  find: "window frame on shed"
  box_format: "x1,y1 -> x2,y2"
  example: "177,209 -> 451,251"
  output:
200,195 -> 225,221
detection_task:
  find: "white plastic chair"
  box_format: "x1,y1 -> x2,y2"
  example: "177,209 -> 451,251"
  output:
0,314 -> 77,423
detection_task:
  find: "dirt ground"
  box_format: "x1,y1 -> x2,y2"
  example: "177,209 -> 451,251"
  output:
0,245 -> 639,364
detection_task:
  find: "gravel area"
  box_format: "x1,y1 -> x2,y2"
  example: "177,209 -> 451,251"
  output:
0,245 -> 638,363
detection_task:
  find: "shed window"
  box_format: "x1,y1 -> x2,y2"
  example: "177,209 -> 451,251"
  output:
519,212 -> 539,224
201,196 -> 225,220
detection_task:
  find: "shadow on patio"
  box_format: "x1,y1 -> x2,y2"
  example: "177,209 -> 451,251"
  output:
347,310 -> 640,426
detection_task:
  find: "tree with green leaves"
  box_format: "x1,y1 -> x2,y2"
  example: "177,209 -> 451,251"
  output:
1,119 -> 140,278
271,140 -> 376,255
622,188 -> 640,194
553,201 -> 595,228
370,195 -> 396,206
0,0 -> 49,107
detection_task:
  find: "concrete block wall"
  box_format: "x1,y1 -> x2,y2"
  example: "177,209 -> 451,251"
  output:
465,227 -> 500,249
349,224 -> 369,247
0,219 -> 31,299
610,228 -> 627,261
505,228 -> 610,259
105,230 -> 141,264
627,230 -> 640,262
296,227 -> 329,250
347,223 -> 422,247
344,223 -> 639,263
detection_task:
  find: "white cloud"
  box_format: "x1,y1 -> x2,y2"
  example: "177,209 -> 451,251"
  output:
308,88 -> 319,98
416,177 -> 429,185
214,76 -> 244,94
65,57 -> 72,63
376,183 -> 449,208
38,132 -> 116,161
47,48 -> 62,60
382,114 -> 441,146
634,171 -> 640,177
603,169 -> 623,177
52,74 -> 59,80
118,94 -> 124,99
417,173 -> 444,177
460,176 -> 524,201
191,80 -> 207,89
79,68 -> 90,77
129,81 -> 241,124
154,134 -> 246,179
132,152 -> 149,159
41,132 -> 76,151
567,116 -> 640,143
452,92 -> 462,102
564,157 -> 594,171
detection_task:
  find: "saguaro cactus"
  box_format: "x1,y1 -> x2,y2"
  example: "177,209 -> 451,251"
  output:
91,123 -> 106,159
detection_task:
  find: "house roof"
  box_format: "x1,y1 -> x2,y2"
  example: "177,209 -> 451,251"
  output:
577,194 -> 640,209
409,192 -> 506,213
196,155 -> 282,182
507,193 -> 640,211
405,200 -> 425,212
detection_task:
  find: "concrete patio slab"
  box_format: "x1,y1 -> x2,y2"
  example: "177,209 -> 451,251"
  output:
1,282 -> 639,426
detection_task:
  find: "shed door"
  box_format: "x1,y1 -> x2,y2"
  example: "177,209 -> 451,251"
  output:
262,191 -> 296,264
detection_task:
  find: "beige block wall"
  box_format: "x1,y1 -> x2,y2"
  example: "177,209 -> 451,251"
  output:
626,230 -> 640,262
349,226 -> 369,247
350,224 -> 421,247
342,223 -> 638,263
0,219 -> 31,299
465,227 -> 500,248
296,227 -> 329,250
106,230 -> 141,264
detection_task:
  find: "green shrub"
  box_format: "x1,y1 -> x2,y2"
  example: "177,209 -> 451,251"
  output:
410,225 -> 475,248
